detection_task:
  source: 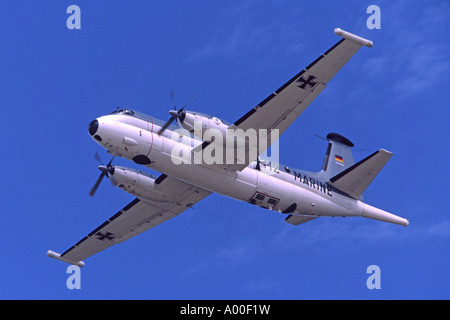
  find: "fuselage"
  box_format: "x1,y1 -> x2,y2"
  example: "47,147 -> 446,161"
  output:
87,109 -> 408,226
88,110 -> 362,219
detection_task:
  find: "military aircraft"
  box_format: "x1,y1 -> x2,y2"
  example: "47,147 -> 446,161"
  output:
48,29 -> 408,267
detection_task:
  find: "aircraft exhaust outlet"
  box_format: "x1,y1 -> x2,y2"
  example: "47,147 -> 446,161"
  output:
361,203 -> 409,226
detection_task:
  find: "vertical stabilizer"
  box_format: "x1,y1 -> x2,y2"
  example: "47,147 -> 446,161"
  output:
321,133 -> 355,179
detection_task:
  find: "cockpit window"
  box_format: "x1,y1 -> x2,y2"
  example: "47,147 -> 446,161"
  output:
110,108 -> 135,115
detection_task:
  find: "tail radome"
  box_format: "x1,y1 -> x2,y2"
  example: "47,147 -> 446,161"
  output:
321,133 -> 355,179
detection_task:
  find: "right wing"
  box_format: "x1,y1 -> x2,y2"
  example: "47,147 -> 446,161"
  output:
215,28 -> 372,172
48,175 -> 211,266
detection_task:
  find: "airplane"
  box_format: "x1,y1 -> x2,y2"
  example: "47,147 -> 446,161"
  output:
48,28 -> 409,267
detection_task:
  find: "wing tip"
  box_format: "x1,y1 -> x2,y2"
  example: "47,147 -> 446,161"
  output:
47,250 -> 85,267
334,28 -> 373,47
379,148 -> 394,156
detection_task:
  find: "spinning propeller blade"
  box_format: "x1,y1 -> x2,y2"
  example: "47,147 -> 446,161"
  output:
89,153 -> 115,197
157,91 -> 191,135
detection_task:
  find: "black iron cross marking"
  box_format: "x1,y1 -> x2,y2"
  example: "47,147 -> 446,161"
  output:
296,75 -> 318,89
95,231 -> 115,241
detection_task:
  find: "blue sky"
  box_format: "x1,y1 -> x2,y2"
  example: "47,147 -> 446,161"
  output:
1,1 -> 448,299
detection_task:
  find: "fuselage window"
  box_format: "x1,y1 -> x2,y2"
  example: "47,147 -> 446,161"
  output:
255,194 -> 265,201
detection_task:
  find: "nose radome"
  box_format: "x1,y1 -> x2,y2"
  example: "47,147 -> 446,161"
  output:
88,119 -> 99,136
88,119 -> 103,142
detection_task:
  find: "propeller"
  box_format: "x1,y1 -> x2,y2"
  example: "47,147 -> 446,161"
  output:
157,90 -> 192,136
255,156 -> 261,171
89,152 -> 115,197
157,107 -> 185,135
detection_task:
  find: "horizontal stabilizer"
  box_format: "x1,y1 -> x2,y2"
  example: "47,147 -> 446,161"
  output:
329,149 -> 393,199
285,214 -> 319,226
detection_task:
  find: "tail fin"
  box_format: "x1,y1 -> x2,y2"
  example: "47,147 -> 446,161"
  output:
321,133 -> 355,179
329,149 -> 393,199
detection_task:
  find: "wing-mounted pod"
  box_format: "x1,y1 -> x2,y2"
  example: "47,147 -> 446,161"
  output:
180,111 -> 229,141
108,166 -> 177,203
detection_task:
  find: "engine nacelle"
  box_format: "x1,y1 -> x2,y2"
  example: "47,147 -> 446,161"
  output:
181,111 -> 229,140
111,166 -> 176,203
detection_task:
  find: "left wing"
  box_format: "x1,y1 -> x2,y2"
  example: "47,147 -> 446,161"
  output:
48,176 -> 211,266
216,28 -> 372,172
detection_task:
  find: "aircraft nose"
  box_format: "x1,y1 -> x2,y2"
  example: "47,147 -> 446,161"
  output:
88,119 -> 99,136
88,119 -> 102,141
